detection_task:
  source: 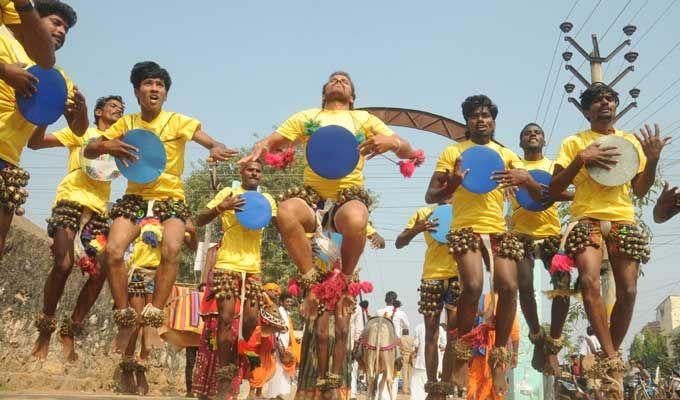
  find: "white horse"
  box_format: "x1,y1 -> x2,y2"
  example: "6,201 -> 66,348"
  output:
361,316 -> 398,400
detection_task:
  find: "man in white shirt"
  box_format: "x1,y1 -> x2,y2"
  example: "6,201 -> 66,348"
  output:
579,326 -> 603,400
376,291 -> 410,338
350,300 -> 369,399
411,322 -> 446,400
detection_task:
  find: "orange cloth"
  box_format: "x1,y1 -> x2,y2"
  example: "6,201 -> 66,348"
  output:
281,314 -> 300,377
247,326 -> 276,389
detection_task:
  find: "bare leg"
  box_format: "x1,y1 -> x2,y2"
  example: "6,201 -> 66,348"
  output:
492,256 -> 518,396
152,218 -> 185,308
0,207 -> 13,257
32,227 -> 76,360
137,294 -> 152,396
104,217 -> 141,353
315,311 -> 331,380
517,256 -> 544,372
275,198 -> 316,273
609,256 -> 639,350
424,313 -> 442,384
334,200 -> 368,275
545,296 -> 570,376
440,306 -> 457,384
450,250 -> 484,387
215,293 -> 237,399
331,312 -> 350,377
121,295 -> 144,395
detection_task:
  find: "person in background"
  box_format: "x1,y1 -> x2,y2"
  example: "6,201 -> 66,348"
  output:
398,328 -> 415,395
376,291 -> 409,338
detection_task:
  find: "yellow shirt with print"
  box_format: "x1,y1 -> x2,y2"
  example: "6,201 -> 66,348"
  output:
103,110 -> 201,201
0,34 -> 74,166
277,108 -> 395,200
509,157 -> 561,238
555,129 -> 646,222
406,206 -> 458,280
0,0 -> 19,26
127,237 -> 160,270
207,186 -> 277,274
52,126 -> 111,214
434,139 -> 521,234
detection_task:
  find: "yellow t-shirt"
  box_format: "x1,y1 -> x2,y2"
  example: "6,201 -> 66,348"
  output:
277,108 -> 395,200
0,1 -> 19,25
0,34 -> 74,166
52,126 -> 111,214
406,206 -> 458,280
554,129 -> 646,222
207,186 -> 277,274
510,157 -> 561,238
103,110 -> 201,201
127,237 -> 160,270
434,139 -> 521,234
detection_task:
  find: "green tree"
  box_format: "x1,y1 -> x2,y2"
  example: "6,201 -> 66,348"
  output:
628,328 -> 673,375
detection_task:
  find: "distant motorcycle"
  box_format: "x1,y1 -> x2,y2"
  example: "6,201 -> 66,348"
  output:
555,375 -> 590,399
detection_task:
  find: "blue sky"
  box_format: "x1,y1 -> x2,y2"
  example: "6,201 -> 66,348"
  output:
19,1 -> 680,352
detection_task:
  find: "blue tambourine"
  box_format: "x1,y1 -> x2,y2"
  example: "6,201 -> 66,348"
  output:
115,129 -> 167,184
428,204 -> 453,244
306,125 -> 360,180
236,191 -> 273,230
17,66 -> 67,125
460,145 -> 505,194
515,169 -> 554,212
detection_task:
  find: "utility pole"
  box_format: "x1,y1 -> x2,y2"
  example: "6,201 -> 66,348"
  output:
561,21 -> 641,121
198,161 -> 220,284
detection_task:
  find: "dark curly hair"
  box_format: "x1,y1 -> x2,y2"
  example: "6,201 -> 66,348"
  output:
385,290 -> 398,305
580,82 -> 619,111
35,0 -> 77,29
130,61 -> 172,91
519,122 -> 544,139
94,95 -> 124,124
462,94 -> 498,122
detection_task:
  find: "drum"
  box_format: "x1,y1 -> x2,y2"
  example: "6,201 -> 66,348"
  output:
306,125 -> 360,179
460,145 -> 505,194
79,138 -> 121,181
428,204 -> 453,243
236,191 -> 273,230
586,135 -> 640,187
515,169 -> 554,211
17,66 -> 68,125
115,129 -> 167,184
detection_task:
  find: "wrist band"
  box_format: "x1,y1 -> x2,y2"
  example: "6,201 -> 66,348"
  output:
15,1 -> 34,12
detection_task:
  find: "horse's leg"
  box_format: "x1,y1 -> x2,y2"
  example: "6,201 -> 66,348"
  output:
386,350 -> 395,400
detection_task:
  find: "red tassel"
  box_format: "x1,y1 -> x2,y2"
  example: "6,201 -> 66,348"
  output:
311,270 -> 345,310
76,255 -> 97,276
287,278 -> 300,297
360,281 -> 373,293
550,253 -> 574,274
412,149 -> 426,167
347,282 -> 362,297
263,147 -> 296,170
398,160 -> 416,178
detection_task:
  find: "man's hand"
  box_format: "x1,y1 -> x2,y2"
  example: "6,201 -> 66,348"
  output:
216,193 -> 245,213
577,142 -> 621,170
103,138 -> 139,167
238,141 -> 267,164
444,157 -> 469,189
635,123 -> 670,162
359,129 -> 399,159
368,232 -> 386,249
492,168 -> 530,189
412,214 -> 438,234
64,86 -> 86,118
208,143 -> 238,162
0,63 -> 38,97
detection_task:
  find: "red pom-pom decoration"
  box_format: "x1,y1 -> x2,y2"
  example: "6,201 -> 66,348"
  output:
360,281 -> 373,293
287,278 -> 301,297
264,147 -> 296,170
398,160 -> 416,178
550,252 -> 574,275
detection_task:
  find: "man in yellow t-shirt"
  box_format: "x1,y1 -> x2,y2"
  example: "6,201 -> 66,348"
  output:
395,203 -> 460,397
239,71 -> 416,398
120,221 -> 198,396
496,122 -> 574,376
0,0 -> 55,74
195,160 -> 276,399
549,83 -> 669,397
27,95 -> 123,362
425,95 -> 523,395
0,0 -> 87,258
83,61 -> 237,354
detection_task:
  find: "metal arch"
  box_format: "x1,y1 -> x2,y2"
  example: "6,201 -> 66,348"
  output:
358,107 -> 467,142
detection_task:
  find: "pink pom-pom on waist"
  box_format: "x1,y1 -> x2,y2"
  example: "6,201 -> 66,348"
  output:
550,253 -> 574,274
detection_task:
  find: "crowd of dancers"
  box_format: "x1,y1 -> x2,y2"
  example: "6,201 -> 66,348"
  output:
0,1 -> 679,400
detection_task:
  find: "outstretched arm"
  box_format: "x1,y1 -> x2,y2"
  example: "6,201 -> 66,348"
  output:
395,215 -> 437,249
192,130 -> 238,162
425,157 -> 467,204
195,193 -> 245,227
63,87 -> 89,136
27,126 -> 62,150
184,220 -> 199,252
238,131 -> 294,164
6,0 -> 55,69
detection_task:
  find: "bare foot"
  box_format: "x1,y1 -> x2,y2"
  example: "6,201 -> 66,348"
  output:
544,353 -> 561,376
450,359 -> 469,388
135,368 -> 149,395
142,326 -> 163,352
31,332 -> 52,360
112,326 -> 136,354
491,362 -> 509,397
300,294 -> 319,320
120,370 -> 136,394
58,333 -> 78,362
531,341 -> 545,372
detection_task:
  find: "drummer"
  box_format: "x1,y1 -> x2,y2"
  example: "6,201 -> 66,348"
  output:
548,82 -> 669,398
1,0 -> 56,71
653,181 -> 680,223
27,95 -> 123,362
0,0 -> 87,257
492,122 -> 574,376
424,94 -> 523,396
83,61 -> 237,354
395,201 -> 460,398
194,160 -> 277,399
239,71 -> 415,400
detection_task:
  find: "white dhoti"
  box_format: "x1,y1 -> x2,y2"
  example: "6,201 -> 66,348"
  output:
263,353 -> 292,398
410,368 -> 427,400
378,373 -> 399,400
351,360 -> 359,398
